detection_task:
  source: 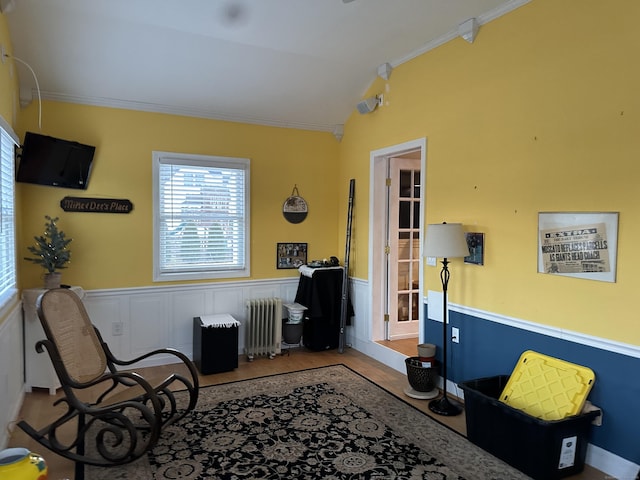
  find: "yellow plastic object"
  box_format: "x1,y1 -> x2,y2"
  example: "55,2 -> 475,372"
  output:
499,350 -> 595,421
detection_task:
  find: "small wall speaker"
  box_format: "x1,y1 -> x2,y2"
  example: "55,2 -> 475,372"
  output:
357,97 -> 379,115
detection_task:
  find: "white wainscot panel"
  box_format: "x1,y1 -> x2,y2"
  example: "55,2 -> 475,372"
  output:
85,296 -> 126,360
211,288 -> 245,319
171,291 -> 207,354
349,278 -> 370,349
0,303 -> 25,449
129,294 -> 169,357
211,288 -> 246,355
281,283 -> 299,303
246,285 -> 284,302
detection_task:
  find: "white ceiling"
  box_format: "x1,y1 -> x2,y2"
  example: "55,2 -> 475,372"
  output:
3,0 -> 527,133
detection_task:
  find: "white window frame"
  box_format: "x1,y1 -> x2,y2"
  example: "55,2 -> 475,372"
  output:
0,115 -> 19,311
152,151 -> 250,282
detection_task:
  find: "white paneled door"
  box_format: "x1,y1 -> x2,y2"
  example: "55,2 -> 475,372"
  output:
388,157 -> 421,340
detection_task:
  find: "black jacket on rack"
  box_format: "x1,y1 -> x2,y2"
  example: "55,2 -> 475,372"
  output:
294,267 -> 353,350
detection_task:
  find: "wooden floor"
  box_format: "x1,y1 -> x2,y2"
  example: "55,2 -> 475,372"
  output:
8,345 -> 608,480
377,337 -> 420,357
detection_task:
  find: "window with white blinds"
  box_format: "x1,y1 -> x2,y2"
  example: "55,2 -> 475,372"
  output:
152,152 -> 250,281
0,119 -> 18,309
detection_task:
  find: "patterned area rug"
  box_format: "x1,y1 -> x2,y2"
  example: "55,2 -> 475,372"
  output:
85,364 -> 528,479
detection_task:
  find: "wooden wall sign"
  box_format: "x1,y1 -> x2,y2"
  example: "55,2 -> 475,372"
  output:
60,197 -> 133,214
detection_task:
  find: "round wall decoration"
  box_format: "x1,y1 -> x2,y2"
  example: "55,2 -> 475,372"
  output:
283,185 -> 308,224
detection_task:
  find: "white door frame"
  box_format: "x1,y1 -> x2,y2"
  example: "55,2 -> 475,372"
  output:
368,138 -> 427,347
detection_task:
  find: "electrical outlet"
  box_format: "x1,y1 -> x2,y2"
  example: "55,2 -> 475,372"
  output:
426,256 -> 436,266
452,327 -> 460,344
112,322 -> 124,336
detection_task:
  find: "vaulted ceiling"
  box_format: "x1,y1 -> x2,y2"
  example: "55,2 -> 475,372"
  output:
3,0 -> 528,133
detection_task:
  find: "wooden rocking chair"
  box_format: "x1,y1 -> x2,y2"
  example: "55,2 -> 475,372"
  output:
18,288 -> 199,468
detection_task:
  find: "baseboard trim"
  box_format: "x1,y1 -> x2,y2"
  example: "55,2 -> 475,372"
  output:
586,444 -> 639,480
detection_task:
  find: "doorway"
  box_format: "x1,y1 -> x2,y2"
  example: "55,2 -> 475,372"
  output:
369,139 -> 426,357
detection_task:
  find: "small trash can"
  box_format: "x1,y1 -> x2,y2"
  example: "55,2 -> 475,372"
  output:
193,314 -> 240,374
282,303 -> 306,345
282,319 -> 303,344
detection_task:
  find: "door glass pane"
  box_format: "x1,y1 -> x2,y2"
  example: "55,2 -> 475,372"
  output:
398,262 -> 409,290
398,238 -> 410,260
414,170 -> 421,198
411,292 -> 419,321
411,259 -> 419,288
399,201 -> 410,228
399,170 -> 412,197
413,201 -> 420,229
398,293 -> 409,321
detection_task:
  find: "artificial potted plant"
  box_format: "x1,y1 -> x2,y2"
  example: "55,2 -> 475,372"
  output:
24,215 -> 72,289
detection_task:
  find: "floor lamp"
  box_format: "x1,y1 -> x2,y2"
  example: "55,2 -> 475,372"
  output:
424,222 -> 469,416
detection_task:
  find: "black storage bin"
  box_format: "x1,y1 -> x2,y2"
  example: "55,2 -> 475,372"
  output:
193,315 -> 239,374
459,375 -> 600,480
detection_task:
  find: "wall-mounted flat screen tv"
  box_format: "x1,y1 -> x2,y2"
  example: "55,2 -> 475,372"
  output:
16,132 -> 96,189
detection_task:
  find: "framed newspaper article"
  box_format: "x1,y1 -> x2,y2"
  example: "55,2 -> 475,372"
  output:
538,212 -> 619,282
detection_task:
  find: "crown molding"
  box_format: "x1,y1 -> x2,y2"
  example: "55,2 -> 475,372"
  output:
35,90 -> 337,133
392,0 -> 532,67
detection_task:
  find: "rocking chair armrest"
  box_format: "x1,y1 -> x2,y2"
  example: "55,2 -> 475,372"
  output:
94,327 -> 198,391
107,347 -> 188,366
34,340 -> 148,393
94,326 -> 192,368
107,348 -> 199,389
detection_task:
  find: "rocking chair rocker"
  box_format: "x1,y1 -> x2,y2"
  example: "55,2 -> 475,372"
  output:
18,288 -> 199,469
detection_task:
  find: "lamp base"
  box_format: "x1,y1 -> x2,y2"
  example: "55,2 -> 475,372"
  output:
404,386 -> 439,400
428,395 -> 463,416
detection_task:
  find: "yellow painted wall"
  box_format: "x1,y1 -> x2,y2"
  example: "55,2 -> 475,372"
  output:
0,14 -> 18,125
16,102 -> 340,289
339,0 -> 640,344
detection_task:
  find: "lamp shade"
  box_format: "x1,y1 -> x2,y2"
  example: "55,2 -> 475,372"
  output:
424,223 -> 470,258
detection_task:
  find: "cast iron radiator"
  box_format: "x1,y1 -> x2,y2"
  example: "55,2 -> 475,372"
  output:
245,298 -> 282,361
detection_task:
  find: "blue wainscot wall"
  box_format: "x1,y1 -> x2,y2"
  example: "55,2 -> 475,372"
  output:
424,304 -> 640,473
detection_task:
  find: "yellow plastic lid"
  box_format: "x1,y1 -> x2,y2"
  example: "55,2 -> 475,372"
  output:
499,350 -> 595,421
